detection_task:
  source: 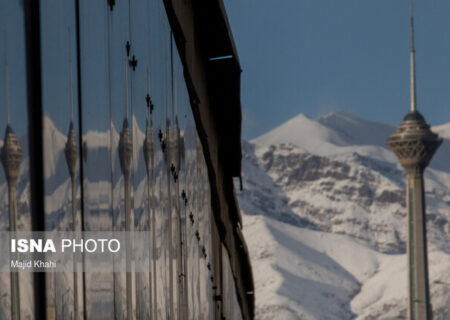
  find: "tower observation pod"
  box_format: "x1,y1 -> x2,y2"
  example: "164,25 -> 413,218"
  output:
386,4 -> 442,320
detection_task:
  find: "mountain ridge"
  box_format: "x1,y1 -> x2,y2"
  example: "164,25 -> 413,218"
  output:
239,111 -> 450,319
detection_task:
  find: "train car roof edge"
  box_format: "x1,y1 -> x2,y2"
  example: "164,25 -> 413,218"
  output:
163,0 -> 254,319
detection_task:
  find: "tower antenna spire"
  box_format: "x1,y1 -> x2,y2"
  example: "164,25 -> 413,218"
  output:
146,67 -> 150,122
387,5 -> 442,319
125,61 -> 129,120
4,29 -> 10,125
68,27 -> 74,122
410,1 -> 417,112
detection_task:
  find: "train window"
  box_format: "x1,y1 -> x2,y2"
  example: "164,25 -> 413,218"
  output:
78,0 -> 116,317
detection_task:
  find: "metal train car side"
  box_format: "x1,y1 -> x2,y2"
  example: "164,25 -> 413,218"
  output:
0,0 -> 254,319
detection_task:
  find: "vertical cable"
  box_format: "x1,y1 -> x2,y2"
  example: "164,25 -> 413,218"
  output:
74,0 -> 87,319
68,28 -> 73,122
24,0 -> 46,318
105,2 -> 119,317
125,62 -> 129,120
3,31 -> 10,125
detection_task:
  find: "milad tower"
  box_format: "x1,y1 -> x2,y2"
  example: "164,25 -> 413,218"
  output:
387,5 -> 442,320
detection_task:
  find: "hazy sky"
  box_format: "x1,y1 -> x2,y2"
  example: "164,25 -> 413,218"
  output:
224,0 -> 450,139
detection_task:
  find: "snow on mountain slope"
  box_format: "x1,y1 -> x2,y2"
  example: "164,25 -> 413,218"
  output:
252,113 -> 397,164
316,112 -> 395,148
253,113 -> 347,148
241,214 -> 450,320
239,112 -> 450,319
43,115 -> 67,180
252,112 -> 450,171
433,122 -> 450,139
243,214 -> 373,320
351,245 -> 450,320
242,140 -> 450,254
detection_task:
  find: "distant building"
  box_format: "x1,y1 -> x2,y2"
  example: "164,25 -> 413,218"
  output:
387,6 -> 442,320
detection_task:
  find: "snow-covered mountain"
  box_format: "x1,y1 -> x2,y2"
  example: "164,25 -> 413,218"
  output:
238,111 -> 450,319
253,112 -> 450,172
434,122 -> 450,139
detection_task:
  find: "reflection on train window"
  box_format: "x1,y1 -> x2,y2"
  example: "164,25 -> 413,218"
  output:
0,0 -> 252,319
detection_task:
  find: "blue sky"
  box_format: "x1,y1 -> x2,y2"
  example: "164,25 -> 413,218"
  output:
224,0 -> 450,139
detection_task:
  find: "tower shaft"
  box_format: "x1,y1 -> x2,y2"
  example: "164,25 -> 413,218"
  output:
388,121 -> 440,320
119,117 -> 134,319
1,125 -> 23,320
8,184 -> 21,320
124,174 -> 134,320
71,178 -> 79,320
406,170 -> 431,320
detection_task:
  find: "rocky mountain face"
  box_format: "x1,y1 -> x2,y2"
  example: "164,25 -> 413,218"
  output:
237,112 -> 450,319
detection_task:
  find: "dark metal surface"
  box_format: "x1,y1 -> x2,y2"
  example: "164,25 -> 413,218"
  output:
24,0 -> 46,318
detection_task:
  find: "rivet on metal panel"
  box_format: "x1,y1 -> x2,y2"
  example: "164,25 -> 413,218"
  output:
125,41 -> 130,56
129,55 -> 137,71
83,141 -> 88,162
146,94 -> 154,114
107,0 -> 115,11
